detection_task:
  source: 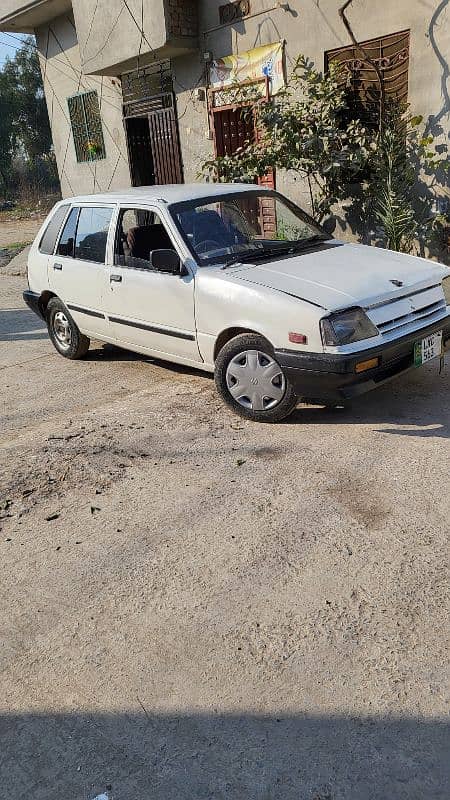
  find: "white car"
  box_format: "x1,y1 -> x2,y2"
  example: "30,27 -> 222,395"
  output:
24,184 -> 450,422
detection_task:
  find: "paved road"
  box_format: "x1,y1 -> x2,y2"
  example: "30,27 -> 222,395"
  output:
1,275 -> 449,800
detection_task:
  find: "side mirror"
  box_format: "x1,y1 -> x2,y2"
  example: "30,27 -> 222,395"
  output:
150,249 -> 181,274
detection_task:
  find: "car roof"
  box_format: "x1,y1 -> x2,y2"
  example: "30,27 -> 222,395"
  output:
61,183 -> 270,206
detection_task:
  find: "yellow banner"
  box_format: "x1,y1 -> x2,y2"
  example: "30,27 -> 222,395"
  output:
210,42 -> 285,106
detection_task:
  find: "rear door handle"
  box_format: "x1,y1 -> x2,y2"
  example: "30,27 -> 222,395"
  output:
110,274 -> 122,283
53,263 -> 63,271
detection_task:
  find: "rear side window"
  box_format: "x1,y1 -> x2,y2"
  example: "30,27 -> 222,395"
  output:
74,207 -> 113,263
56,207 -> 79,257
39,205 -> 69,254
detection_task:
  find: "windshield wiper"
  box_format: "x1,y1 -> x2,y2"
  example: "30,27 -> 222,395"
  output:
278,234 -> 331,255
222,248 -> 274,270
222,236 -> 330,270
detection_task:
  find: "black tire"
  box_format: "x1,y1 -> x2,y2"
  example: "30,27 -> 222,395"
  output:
46,297 -> 90,359
214,333 -> 298,423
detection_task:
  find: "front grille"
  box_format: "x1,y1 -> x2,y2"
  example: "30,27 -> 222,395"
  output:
367,285 -> 447,337
376,299 -> 447,335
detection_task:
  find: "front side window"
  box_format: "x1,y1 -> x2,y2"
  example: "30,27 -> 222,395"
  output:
114,208 -> 175,270
56,207 -> 79,257
171,192 -> 328,266
74,207 -> 113,263
39,205 -> 69,255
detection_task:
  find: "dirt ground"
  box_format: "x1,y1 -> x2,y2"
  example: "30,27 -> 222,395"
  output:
0,268 -> 449,800
0,215 -> 45,248
0,215 -> 44,274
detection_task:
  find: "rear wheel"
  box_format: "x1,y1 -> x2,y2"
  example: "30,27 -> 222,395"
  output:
46,298 -> 90,359
214,333 -> 298,423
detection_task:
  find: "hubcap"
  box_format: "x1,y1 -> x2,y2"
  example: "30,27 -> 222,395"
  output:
52,311 -> 72,350
226,349 -> 286,411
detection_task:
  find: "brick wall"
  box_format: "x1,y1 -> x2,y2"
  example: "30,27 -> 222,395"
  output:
168,0 -> 198,38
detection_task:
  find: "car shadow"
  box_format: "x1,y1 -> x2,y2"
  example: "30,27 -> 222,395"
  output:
1,711 -> 448,799
0,308 -> 48,343
85,342 -> 209,377
287,367 -> 450,438
86,343 -> 450,439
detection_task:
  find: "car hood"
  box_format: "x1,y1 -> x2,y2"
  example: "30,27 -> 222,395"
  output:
228,241 -> 447,311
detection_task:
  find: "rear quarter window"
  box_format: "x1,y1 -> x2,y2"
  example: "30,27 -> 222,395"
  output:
56,207 -> 79,257
39,205 -> 70,254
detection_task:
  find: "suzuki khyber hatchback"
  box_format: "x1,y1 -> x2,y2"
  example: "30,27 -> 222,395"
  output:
24,184 -> 450,423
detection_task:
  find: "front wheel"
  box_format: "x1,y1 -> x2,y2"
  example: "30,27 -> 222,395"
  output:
214,333 -> 298,423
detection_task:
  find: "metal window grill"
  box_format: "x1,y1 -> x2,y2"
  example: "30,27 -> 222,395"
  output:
325,30 -> 410,128
67,90 -> 106,163
121,61 -> 173,105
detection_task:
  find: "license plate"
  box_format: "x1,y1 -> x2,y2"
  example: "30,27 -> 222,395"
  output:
414,331 -> 442,366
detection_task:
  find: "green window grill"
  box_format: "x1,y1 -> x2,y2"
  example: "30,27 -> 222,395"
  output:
67,90 -> 106,163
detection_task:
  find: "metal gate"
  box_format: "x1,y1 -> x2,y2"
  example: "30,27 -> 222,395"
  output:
326,29 -> 410,128
147,106 -> 183,185
122,63 -> 184,186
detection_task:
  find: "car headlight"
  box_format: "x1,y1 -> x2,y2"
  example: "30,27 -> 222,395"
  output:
320,307 -> 379,346
443,276 -> 450,305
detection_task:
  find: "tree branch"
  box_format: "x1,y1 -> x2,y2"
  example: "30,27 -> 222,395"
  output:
307,174 -> 316,218
338,0 -> 386,131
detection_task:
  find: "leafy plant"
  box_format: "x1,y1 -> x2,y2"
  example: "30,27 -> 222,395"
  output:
367,103 -> 449,253
203,56 -> 371,223
203,52 -> 449,257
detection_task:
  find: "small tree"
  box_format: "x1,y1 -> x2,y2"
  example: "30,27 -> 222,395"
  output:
203,56 -> 371,224
0,71 -> 18,197
0,37 -> 59,199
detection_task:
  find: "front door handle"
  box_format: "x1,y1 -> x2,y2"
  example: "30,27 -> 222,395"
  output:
53,263 -> 63,271
110,274 -> 123,283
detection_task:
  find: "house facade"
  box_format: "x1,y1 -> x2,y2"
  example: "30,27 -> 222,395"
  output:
1,1 -> 448,218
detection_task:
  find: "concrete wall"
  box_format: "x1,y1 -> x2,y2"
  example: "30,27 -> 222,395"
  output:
35,13 -> 131,197
6,0 -> 449,223
71,0 -> 198,76
0,0 -> 71,33
173,0 -> 450,214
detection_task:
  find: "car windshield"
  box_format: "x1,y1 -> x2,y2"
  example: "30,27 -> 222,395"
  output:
170,191 -> 329,266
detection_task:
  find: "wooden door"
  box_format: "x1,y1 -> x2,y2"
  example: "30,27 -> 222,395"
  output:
212,104 -> 276,235
213,106 -> 255,157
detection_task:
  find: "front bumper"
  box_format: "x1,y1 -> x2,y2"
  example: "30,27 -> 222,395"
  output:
275,317 -> 450,403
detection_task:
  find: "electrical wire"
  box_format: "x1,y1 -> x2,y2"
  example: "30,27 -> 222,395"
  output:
0,32 -> 122,108
38,50 -> 127,193
2,31 -> 104,86
80,5 -> 126,69
46,26 -> 122,107
119,0 -> 200,94
0,34 -> 123,194
1,5 -> 208,192
1,32 -> 127,181
82,0 -> 100,55
2,9 -> 206,98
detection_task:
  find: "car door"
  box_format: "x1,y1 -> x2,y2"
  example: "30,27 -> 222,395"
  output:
104,205 -> 200,362
49,204 -> 115,337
